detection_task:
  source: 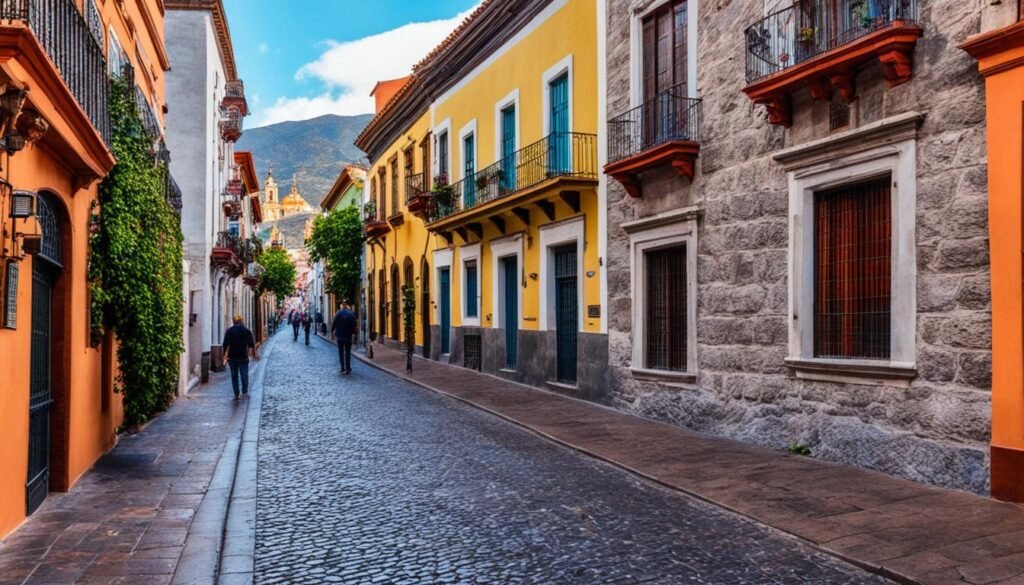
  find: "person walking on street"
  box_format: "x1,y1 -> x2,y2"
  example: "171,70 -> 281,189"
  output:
222,314 -> 259,401
292,309 -> 301,342
303,311 -> 312,346
332,300 -> 358,374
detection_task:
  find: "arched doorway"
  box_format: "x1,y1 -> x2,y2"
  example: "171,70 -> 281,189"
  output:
27,191 -> 70,514
420,258 -> 431,357
390,264 -> 400,342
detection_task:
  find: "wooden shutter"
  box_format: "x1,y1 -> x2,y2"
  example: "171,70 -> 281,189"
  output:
813,177 -> 892,359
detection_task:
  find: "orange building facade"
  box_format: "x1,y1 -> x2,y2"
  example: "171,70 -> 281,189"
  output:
963,3 -> 1024,502
0,0 -> 169,537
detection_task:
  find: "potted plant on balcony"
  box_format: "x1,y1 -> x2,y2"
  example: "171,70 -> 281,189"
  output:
795,27 -> 817,62
432,176 -> 455,215
363,200 -> 377,222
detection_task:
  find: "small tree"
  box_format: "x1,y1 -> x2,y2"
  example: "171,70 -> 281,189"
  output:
402,284 -> 416,372
308,205 -> 365,303
258,247 -> 297,300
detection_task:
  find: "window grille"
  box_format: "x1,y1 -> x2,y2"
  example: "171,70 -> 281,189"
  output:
464,334 -> 482,371
813,177 -> 892,360
829,98 -> 850,132
645,246 -> 687,371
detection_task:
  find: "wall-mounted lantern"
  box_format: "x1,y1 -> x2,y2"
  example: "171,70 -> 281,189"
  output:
10,189 -> 35,219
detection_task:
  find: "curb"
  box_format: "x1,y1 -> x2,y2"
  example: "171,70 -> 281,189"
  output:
345,344 -> 919,585
170,338 -> 273,585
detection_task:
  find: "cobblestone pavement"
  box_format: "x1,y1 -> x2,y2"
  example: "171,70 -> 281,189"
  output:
255,335 -> 894,585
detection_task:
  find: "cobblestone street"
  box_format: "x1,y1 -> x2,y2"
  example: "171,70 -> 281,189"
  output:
254,334 -> 892,585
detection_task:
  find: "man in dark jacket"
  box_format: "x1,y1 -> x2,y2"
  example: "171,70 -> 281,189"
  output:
331,300 -> 358,374
222,314 -> 259,400
302,311 -> 312,346
291,309 -> 301,341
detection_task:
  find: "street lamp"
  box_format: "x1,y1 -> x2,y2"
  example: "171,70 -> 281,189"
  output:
9,189 -> 34,219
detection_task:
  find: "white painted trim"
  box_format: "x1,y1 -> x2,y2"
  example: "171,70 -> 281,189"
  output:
432,247 -> 453,328
490,235 -> 524,331
459,242 -> 482,327
433,0 -> 571,108
541,54 -> 574,136
493,89 -> 521,166
538,218 -> 585,332
787,137 -> 918,377
433,117 -> 452,180
628,216 -> 698,374
628,0 -> 699,108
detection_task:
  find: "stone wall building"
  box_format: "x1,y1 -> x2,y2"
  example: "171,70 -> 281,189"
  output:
604,0 -> 993,495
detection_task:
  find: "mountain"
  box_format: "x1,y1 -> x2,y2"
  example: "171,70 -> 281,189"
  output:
236,113 -> 373,209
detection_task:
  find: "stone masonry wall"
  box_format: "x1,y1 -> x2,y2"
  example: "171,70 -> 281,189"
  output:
605,0 -> 992,494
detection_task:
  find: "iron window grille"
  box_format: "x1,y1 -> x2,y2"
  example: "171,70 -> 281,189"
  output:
813,176 -> 892,360
645,245 -> 688,372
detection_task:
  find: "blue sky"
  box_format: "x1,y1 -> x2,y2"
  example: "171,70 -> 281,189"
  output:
223,0 -> 480,127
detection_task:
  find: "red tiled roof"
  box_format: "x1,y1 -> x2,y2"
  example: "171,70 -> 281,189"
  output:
355,1 -> 493,152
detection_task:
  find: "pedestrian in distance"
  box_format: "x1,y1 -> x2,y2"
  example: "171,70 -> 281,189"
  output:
222,314 -> 259,401
292,310 -> 301,342
331,300 -> 358,374
303,311 -> 312,346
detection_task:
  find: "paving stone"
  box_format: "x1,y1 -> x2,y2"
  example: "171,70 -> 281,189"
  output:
254,334 -> 892,584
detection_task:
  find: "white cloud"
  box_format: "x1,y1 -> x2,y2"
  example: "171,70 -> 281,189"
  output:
253,4 -> 480,127
258,42 -> 269,54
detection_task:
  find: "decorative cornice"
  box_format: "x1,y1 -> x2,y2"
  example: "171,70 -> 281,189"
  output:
772,111 -> 923,171
960,19 -> 1024,76
165,0 -> 238,80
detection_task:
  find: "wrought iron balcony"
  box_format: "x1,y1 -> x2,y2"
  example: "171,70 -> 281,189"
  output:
164,172 -> 182,215
426,132 -> 597,225
222,79 -> 248,115
606,89 -> 701,197
404,172 -> 430,216
4,0 -> 111,144
212,230 -> 242,274
134,84 -> 162,139
743,0 -> 922,126
220,106 -> 243,142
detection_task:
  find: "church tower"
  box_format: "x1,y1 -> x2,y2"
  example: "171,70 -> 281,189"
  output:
263,168 -> 281,221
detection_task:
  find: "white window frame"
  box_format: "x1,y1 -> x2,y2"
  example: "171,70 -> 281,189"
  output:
490,234 -> 524,332
493,89 -> 520,164
628,0 -> 699,107
539,217 -> 584,332
459,242 -> 482,327
433,118 -> 452,180
432,248 -> 453,333
782,124 -> 918,386
458,119 -> 478,207
623,208 -> 699,383
541,54 -> 574,137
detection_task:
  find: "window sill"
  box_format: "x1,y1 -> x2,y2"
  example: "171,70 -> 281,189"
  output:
630,368 -> 697,387
784,357 -> 917,387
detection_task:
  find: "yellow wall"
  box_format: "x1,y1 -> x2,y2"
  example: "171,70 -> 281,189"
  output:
366,0 -> 602,350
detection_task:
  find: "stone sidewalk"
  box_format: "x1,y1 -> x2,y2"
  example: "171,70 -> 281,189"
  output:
0,367 -> 252,585
356,341 -> 1024,585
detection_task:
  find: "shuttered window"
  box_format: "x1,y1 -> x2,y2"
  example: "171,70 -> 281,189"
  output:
642,0 -> 688,101
465,260 -> 478,318
645,246 -> 687,371
813,177 -> 892,360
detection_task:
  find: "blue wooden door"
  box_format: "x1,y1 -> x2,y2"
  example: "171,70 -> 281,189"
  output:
554,245 -> 578,384
502,257 -> 518,369
439,267 -> 451,354
501,107 -> 516,192
463,134 -> 476,207
548,74 -> 570,175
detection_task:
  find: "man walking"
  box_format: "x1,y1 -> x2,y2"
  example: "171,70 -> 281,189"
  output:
332,300 -> 357,374
303,311 -> 312,346
292,309 -> 301,342
222,314 -> 259,401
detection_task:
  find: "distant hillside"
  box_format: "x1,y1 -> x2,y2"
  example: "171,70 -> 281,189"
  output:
237,113 -> 372,208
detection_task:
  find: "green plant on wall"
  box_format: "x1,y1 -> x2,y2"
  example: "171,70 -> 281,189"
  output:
257,247 -> 297,300
402,284 -> 416,372
90,72 -> 184,428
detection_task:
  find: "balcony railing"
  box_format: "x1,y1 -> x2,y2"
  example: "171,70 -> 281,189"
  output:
745,0 -> 920,83
220,106 -> 242,142
134,84 -> 161,139
214,231 -> 240,256
225,79 -> 245,100
165,172 -> 182,215
10,0 -> 111,145
426,132 -> 597,224
609,89 -> 701,164
405,172 -> 426,202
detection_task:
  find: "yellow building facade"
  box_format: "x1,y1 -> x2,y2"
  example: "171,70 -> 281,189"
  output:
357,0 -> 608,397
